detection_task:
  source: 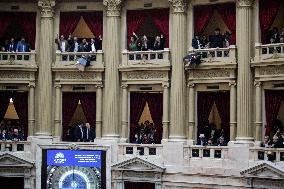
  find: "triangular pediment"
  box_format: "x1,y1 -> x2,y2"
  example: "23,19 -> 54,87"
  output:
112,157 -> 165,173
0,153 -> 34,168
241,161 -> 284,179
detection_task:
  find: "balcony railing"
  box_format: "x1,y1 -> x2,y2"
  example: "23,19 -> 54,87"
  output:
254,43 -> 284,62
0,141 -> 31,152
121,48 -> 170,66
0,51 -> 36,65
184,145 -> 229,160
188,45 -> 237,64
55,50 -> 103,66
250,147 -> 284,163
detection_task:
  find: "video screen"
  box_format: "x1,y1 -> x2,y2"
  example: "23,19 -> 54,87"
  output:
42,149 -> 106,189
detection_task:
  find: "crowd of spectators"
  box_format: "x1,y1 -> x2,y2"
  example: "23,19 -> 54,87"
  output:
129,32 -> 166,51
0,120 -> 25,141
132,120 -> 157,144
0,37 -> 31,52
192,28 -> 231,49
196,121 -> 228,146
266,27 -> 284,44
261,119 -> 284,148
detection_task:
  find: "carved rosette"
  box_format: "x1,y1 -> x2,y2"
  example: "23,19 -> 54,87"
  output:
237,0 -> 254,8
38,0 -> 55,18
169,0 -> 188,13
103,0 -> 123,17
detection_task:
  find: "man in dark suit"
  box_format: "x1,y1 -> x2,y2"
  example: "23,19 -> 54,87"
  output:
79,39 -> 90,52
160,34 -> 165,50
56,35 -> 69,52
192,34 -> 201,49
209,28 -> 224,48
74,122 -> 84,142
8,38 -> 17,52
83,123 -> 95,142
95,35 -> 103,50
16,38 -> 30,52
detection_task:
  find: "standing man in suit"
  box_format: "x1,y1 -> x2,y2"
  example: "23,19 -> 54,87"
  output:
95,35 -> 103,50
83,123 -> 95,142
74,122 -> 84,142
8,38 -> 17,52
57,35 -> 69,52
16,38 -> 29,52
209,28 -> 224,48
192,34 -> 201,49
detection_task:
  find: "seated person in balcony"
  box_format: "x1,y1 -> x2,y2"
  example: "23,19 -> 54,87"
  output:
261,136 -> 271,148
56,34 -> 70,52
207,138 -> 215,146
12,128 -> 24,141
8,38 -> 17,52
271,135 -> 284,148
196,134 -> 207,146
209,28 -> 224,48
141,35 -> 149,51
0,129 -> 11,141
74,122 -> 84,142
153,36 -> 163,51
217,136 -> 226,146
192,34 -> 201,49
129,32 -> 139,51
83,122 -> 95,142
16,38 -> 30,52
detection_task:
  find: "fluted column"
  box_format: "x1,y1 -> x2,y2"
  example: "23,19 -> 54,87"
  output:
102,0 -> 123,139
187,83 -> 195,141
229,82 -> 237,141
96,85 -> 103,139
28,83 -> 35,137
162,83 -> 170,141
54,84 -> 61,138
255,81 -> 262,141
36,0 -> 55,136
121,84 -> 128,141
236,0 -> 254,141
168,0 -> 187,141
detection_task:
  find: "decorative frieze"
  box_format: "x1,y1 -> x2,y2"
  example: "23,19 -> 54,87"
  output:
59,72 -> 97,80
258,66 -> 284,76
188,70 -> 231,79
38,0 -> 55,18
169,0 -> 188,13
103,0 -> 123,17
0,71 -> 30,79
126,71 -> 166,80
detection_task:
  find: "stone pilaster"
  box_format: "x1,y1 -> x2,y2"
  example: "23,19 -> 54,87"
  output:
36,0 -> 55,136
168,0 -> 187,141
121,84 -> 128,142
236,0 -> 254,142
96,85 -> 103,139
187,83 -> 195,141
102,0 -> 123,139
28,82 -> 35,136
162,83 -> 170,141
229,82 -> 237,141
54,84 -> 61,138
254,81 -> 262,141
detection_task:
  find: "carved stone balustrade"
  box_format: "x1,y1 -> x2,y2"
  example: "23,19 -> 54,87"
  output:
0,51 -> 37,69
120,49 -> 170,69
249,147 -> 284,166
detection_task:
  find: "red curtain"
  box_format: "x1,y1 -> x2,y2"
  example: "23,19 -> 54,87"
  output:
150,9 -> 170,48
12,92 -> 28,138
146,93 -> 163,144
130,93 -> 147,142
194,5 -> 214,35
0,12 -> 13,39
62,93 -> 79,140
127,10 -> 147,46
59,12 -> 81,37
0,92 -> 11,122
265,91 -> 283,136
82,12 -> 103,37
216,3 -> 236,44
79,93 -> 96,129
259,0 -> 281,43
197,92 -> 215,132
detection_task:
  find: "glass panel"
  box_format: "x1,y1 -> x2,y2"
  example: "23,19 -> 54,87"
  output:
203,149 -> 210,157
126,147 -> 133,154
149,148 -> 156,155
192,149 -> 199,157
214,150 -> 222,158
258,151 -> 265,160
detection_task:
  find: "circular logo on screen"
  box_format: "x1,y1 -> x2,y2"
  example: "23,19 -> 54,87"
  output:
54,152 -> 66,164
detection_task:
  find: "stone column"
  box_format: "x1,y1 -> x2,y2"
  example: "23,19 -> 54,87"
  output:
96,85 -> 103,139
187,83 -> 195,141
54,84 -> 61,138
121,84 -> 128,142
162,83 -> 170,141
28,83 -> 35,136
229,82 -> 237,141
102,0 -> 123,139
236,0 -> 254,142
168,0 -> 188,141
255,81 -> 262,141
36,0 -> 55,136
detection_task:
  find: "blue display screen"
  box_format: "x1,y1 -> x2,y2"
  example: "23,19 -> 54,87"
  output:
47,150 -> 102,168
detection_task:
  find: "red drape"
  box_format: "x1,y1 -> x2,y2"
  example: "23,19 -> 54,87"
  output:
149,9 -> 170,48
265,91 -> 283,136
0,92 -> 11,123
130,93 -> 147,142
194,5 -> 214,35
216,3 -> 236,44
127,10 -> 147,46
259,0 -> 281,43
62,93 -> 79,140
0,12 -> 13,39
146,93 -> 163,144
80,93 -> 96,129
12,92 -> 28,138
59,12 -> 81,37
82,12 -> 103,37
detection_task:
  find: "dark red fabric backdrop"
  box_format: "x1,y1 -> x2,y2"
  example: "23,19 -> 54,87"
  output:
80,93 -> 96,129
12,92 -> 28,137
194,5 -> 214,35
259,0 -> 281,43
0,92 -> 11,123
60,11 -> 103,38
